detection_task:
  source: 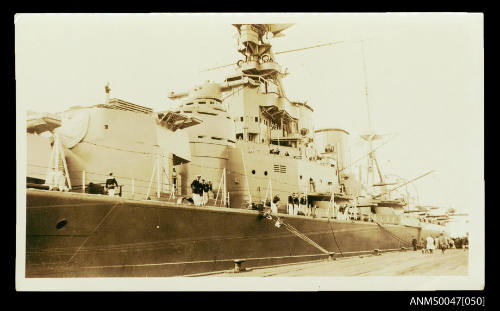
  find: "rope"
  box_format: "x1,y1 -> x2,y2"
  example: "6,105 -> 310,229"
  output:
375,221 -> 411,247
327,217 -> 345,257
66,201 -> 121,263
264,212 -> 329,255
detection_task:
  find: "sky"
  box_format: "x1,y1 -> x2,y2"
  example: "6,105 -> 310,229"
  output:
15,13 -> 484,214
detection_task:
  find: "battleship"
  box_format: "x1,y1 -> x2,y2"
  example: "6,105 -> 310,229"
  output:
24,23 -> 445,277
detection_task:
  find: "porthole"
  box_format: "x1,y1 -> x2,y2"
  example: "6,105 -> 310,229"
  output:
299,175 -> 302,179
56,219 -> 68,230
251,170 -> 256,175
264,171 -> 268,176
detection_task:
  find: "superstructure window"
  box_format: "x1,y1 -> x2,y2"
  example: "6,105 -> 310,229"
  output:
104,124 -> 108,129
199,101 -> 206,104
186,102 -> 193,105
255,116 -> 259,122
240,116 -> 244,122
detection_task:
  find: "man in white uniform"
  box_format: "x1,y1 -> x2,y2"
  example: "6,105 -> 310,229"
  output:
426,236 -> 435,254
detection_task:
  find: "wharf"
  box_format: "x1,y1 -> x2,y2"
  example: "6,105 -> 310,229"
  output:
199,249 -> 468,277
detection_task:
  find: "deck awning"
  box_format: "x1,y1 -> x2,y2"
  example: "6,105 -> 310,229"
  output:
307,192 -> 353,202
260,105 -> 297,124
27,114 -> 61,134
155,111 -> 201,165
156,111 -> 202,131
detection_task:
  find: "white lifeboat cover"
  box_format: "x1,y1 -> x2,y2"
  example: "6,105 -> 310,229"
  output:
56,110 -> 90,149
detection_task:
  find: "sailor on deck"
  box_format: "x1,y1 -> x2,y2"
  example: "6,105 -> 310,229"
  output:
172,168 -> 177,193
202,179 -> 209,206
287,194 -> 293,215
271,194 -> 280,214
299,194 -> 307,216
207,181 -> 213,199
105,173 -> 119,196
293,193 -> 300,215
309,178 -> 316,192
191,175 -> 202,206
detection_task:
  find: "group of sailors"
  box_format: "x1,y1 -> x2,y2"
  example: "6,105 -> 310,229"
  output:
190,174 -> 213,206
287,193 -> 310,216
411,233 -> 469,254
269,148 -> 292,157
260,193 -> 315,216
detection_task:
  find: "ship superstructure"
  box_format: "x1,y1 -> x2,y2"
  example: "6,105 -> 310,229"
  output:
27,89 -> 201,200
169,24 -> 358,215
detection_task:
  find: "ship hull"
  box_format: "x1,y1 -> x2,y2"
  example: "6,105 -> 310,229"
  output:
25,189 -> 434,277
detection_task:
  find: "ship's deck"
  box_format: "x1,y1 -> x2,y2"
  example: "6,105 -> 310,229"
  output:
24,188 -> 417,228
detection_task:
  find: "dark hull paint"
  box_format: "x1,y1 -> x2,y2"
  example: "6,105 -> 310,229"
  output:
26,189 -> 433,277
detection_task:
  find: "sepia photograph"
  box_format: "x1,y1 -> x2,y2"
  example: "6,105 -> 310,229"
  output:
15,13 -> 484,291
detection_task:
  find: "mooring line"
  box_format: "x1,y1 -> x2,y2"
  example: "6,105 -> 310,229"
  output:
327,217 -> 345,257
375,222 -> 412,247
264,213 -> 330,255
66,201 -> 121,263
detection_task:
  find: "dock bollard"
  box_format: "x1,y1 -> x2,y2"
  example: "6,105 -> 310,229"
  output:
328,252 -> 336,261
233,259 -> 246,273
373,249 -> 381,256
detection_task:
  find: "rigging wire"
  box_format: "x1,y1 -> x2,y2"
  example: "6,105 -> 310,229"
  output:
375,222 -> 412,247
327,217 -> 345,257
